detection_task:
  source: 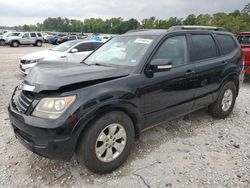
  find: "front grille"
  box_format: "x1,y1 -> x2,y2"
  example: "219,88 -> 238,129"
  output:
12,87 -> 34,113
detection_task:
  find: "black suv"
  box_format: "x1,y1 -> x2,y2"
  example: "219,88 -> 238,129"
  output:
8,26 -> 243,174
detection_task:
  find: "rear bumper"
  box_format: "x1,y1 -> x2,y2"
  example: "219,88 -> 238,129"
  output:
8,104 -> 76,160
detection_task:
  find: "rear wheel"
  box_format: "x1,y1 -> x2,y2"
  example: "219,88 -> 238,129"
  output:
35,41 -> 42,47
208,81 -> 237,118
76,111 -> 135,174
11,41 -> 19,47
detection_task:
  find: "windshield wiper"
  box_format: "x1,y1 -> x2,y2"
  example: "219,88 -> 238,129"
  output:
91,63 -> 111,67
80,61 -> 90,66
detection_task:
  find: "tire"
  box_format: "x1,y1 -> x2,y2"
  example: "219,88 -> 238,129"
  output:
35,40 -> 42,47
11,41 -> 19,47
208,81 -> 237,118
76,111 -> 135,174
0,40 -> 5,46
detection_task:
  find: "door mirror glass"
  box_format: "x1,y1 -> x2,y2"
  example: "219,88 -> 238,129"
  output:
150,59 -> 173,72
71,48 -> 78,53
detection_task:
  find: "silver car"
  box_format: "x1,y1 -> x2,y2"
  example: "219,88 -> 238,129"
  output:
5,32 -> 43,47
19,40 -> 103,74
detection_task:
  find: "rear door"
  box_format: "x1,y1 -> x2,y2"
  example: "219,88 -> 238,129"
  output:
191,33 -> 239,108
143,34 -> 197,127
29,33 -> 37,44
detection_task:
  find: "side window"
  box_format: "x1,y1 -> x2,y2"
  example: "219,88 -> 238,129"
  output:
191,34 -> 217,62
30,33 -> 36,37
216,34 -> 237,54
75,43 -> 93,52
152,35 -> 188,67
23,33 -> 29,38
92,42 -> 102,50
37,33 -> 42,37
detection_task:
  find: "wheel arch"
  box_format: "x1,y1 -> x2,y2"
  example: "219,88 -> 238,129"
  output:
220,72 -> 239,96
73,103 -> 143,152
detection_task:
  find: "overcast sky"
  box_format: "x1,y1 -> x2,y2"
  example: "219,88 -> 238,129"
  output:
0,0 -> 249,26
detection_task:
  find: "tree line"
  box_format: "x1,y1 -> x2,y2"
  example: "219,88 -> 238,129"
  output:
1,3 -> 250,34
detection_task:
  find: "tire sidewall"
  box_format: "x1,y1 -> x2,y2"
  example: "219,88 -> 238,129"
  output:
12,41 -> 19,47
216,82 -> 237,117
36,41 -> 42,47
77,111 -> 135,173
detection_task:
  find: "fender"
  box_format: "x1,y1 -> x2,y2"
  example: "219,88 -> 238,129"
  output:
71,99 -> 144,149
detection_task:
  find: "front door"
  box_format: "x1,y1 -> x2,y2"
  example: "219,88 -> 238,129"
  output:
143,35 -> 197,127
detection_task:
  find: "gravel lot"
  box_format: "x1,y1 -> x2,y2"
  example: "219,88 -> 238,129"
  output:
0,44 -> 250,188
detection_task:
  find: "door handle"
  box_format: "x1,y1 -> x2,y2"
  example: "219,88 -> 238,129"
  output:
186,70 -> 195,75
186,70 -> 195,79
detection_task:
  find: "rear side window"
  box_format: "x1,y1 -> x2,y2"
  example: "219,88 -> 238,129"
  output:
30,33 -> 36,37
191,34 -> 217,62
216,34 -> 237,54
37,33 -> 42,37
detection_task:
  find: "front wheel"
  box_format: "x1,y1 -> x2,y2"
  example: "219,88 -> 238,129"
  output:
208,81 -> 237,118
76,111 -> 135,174
11,41 -> 19,47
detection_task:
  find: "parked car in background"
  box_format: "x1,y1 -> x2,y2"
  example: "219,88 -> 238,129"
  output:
57,35 -> 87,44
0,31 -> 13,46
9,26 -> 243,173
5,32 -> 43,47
237,32 -> 250,75
89,34 -> 112,42
19,40 -> 103,74
43,33 -> 53,43
49,33 -> 67,45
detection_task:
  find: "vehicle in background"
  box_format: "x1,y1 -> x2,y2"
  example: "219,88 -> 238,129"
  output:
57,35 -> 87,44
43,33 -> 53,43
89,34 -> 112,42
9,26 -> 243,173
237,32 -> 250,75
4,32 -> 43,47
49,33 -> 67,45
0,31 -> 13,46
19,40 -> 103,74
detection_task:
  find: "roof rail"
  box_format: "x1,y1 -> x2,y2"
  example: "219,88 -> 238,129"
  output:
168,25 -> 228,32
126,29 -> 152,33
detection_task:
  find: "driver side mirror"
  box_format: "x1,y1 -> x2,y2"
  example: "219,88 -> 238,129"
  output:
150,59 -> 173,72
71,48 -> 78,53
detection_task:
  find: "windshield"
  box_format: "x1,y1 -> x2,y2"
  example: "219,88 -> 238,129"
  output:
6,32 -> 21,37
85,36 -> 155,66
52,40 -> 79,52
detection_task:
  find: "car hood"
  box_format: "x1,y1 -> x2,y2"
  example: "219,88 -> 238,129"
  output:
21,50 -> 64,60
24,62 -> 131,93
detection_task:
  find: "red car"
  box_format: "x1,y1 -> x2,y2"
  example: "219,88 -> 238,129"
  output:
238,32 -> 250,75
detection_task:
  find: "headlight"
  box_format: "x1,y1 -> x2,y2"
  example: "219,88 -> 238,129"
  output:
32,96 -> 76,119
29,58 -> 44,64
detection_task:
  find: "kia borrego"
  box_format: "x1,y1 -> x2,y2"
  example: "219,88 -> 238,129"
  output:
9,26 -> 243,174
19,40 -> 103,74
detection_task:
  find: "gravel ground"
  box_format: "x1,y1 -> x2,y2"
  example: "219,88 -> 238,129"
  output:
0,44 -> 250,188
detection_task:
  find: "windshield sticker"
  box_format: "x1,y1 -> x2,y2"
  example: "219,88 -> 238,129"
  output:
134,38 -> 153,44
